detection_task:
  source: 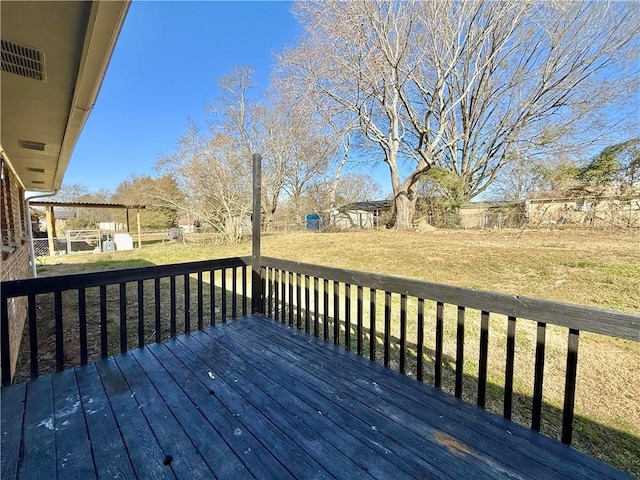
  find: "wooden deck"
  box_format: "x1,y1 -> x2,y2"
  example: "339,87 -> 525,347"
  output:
1,315 -> 630,480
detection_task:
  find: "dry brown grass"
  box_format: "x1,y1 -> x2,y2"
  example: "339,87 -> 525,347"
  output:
259,228 -> 640,312
34,228 -> 640,475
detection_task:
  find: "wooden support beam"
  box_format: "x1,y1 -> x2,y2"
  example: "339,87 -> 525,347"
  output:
136,208 -> 142,249
45,206 -> 56,256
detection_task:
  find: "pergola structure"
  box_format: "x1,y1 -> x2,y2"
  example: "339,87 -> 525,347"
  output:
29,200 -> 146,257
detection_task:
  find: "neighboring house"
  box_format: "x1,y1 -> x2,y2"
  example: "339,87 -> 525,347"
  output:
526,188 -> 640,227
36,208 -> 76,233
0,1 -> 129,378
178,217 -> 201,233
458,200 -> 525,229
332,200 -> 392,229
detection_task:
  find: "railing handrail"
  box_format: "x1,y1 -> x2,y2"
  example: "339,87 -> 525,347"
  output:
261,256 -> 640,342
1,256 -> 252,298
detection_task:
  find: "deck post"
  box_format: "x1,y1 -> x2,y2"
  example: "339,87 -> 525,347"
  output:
252,153 -> 263,314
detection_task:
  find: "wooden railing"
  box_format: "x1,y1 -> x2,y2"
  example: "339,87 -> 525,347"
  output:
1,257 -> 251,386
2,254 -> 639,446
259,256 -> 640,445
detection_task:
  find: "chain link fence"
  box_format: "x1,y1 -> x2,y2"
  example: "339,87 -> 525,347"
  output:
32,230 -> 102,256
30,205 -> 638,257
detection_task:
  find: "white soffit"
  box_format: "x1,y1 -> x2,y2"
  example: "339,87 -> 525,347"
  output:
1,1 -> 130,192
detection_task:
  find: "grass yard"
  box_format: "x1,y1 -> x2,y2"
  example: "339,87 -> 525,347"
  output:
34,228 -> 640,476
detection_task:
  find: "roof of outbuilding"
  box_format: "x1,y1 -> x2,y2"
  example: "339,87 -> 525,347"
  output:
29,200 -> 146,209
338,200 -> 392,211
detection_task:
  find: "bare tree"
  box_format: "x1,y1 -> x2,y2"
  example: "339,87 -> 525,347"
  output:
278,0 -> 639,230
157,66 -> 340,239
156,125 -> 253,243
334,173 -> 383,206
259,92 -> 337,225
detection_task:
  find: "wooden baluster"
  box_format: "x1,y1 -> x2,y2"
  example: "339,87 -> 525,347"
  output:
197,272 -> 204,329
333,280 -> 340,346
357,286 -> 364,356
435,302 -> 444,388
345,284 -> 352,351
400,294 -> 407,373
562,329 -> 580,444
384,291 -> 391,368
119,283 -> 127,353
477,311 -> 490,408
417,298 -> 424,382
28,294 -> 38,377
369,289 -> 376,361
155,278 -> 161,340
100,286 -> 108,357
170,276 -> 177,334
455,306 -> 465,398
531,322 -> 547,431
504,316 -> 517,419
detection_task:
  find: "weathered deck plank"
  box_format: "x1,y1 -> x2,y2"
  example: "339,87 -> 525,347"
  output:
255,319 -> 626,480
52,368 -> 96,479
219,319 -> 523,479
235,317 -> 623,480
175,331 -> 379,479
130,346 -> 255,480
185,328 -> 422,480
95,357 -> 176,479
144,341 -> 294,479
163,336 -> 330,479
20,376 -> 56,479
0,382 -> 25,480
75,362 -> 137,480
113,352 -> 214,480
0,315 -> 632,480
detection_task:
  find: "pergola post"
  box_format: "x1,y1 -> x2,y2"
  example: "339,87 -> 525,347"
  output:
45,206 -> 56,256
252,153 -> 263,314
136,208 -> 142,249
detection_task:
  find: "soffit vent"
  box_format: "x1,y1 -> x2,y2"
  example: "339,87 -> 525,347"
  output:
27,167 -> 46,173
19,140 -> 46,151
1,39 -> 46,81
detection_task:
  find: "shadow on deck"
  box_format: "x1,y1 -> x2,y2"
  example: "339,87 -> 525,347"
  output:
1,315 -> 630,480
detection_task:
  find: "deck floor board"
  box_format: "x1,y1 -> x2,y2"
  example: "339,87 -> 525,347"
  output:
218,318 -> 529,479
20,376 -> 56,479
75,362 -> 138,480
52,368 -> 96,479
145,341 -> 295,479
1,315 -> 632,480
239,317 -> 625,479
232,317 -> 606,480
0,382 -> 25,480
130,346 -> 255,480
190,326 -> 421,480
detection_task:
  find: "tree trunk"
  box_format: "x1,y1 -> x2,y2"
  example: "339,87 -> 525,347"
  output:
394,192 -> 417,231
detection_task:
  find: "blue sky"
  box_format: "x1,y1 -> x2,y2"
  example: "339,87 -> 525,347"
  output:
67,1 -> 301,193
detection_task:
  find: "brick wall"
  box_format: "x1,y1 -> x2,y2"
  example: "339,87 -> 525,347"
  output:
1,165 -> 31,380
